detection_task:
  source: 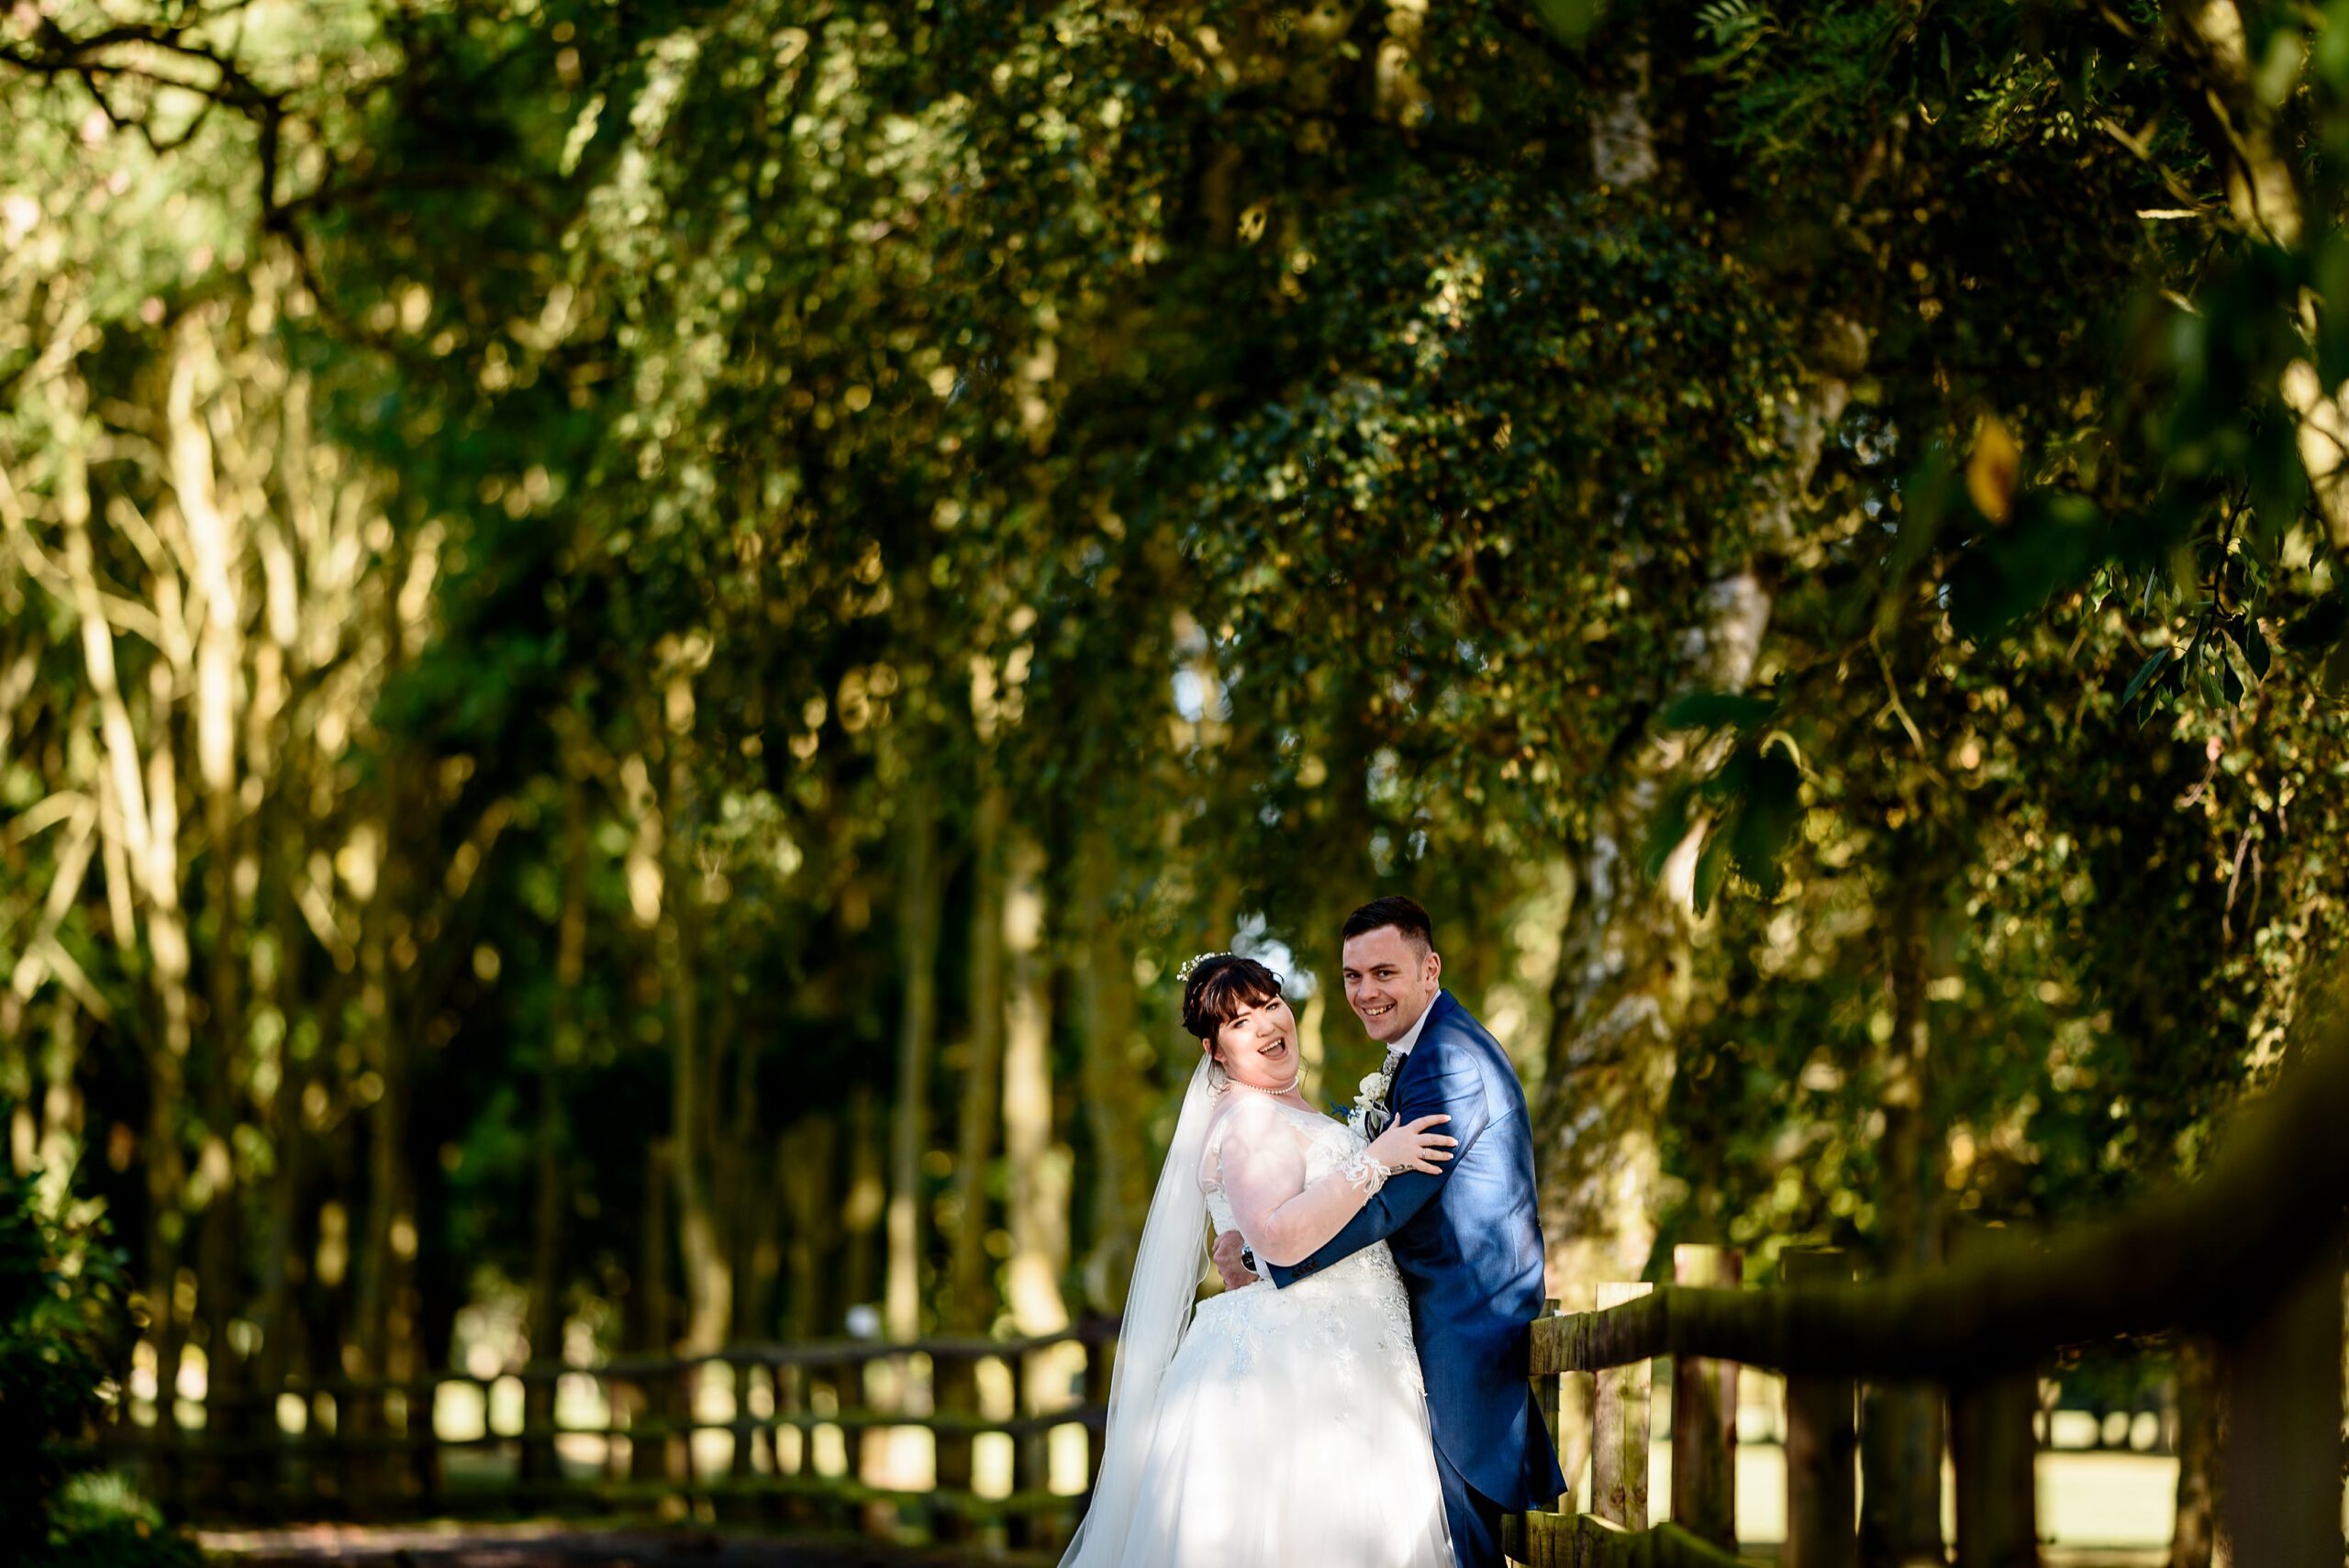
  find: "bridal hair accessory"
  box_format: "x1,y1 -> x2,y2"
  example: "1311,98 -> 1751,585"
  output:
1175,951 -> 1232,984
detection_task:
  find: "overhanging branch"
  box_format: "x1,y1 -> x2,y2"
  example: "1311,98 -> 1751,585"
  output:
1536,1015 -> 2349,1378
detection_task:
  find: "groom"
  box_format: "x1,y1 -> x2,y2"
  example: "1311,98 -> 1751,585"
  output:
1214,895 -> 1565,1568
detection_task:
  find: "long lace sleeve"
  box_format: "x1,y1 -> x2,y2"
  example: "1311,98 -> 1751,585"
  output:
1216,1097 -> 1386,1269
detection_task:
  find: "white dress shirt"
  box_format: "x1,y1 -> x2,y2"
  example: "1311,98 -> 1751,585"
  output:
1386,989 -> 1442,1061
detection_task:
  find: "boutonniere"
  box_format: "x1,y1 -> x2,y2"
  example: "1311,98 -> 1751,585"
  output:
1346,1064 -> 1397,1137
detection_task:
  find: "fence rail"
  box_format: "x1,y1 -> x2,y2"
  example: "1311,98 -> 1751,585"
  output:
104,1318 -> 1117,1548
101,1027 -> 2349,1565
1506,1025 -> 2349,1567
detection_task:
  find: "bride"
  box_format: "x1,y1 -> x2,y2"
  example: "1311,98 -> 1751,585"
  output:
1059,953 -> 1461,1568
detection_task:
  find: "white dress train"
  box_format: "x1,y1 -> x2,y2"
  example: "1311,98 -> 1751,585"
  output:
1061,1076 -> 1454,1568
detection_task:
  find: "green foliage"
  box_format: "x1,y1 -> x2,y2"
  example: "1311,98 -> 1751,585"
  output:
42,1474 -> 203,1568
4,0 -> 2349,1478
0,1162 -> 168,1560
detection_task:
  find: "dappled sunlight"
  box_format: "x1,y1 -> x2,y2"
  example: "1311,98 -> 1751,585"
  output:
8,0 -> 2349,1563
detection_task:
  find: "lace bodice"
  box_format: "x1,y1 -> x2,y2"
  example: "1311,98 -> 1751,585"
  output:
1201,1094 -> 1392,1284
1189,1090 -> 1419,1396
1063,1056 -> 1452,1568
1206,1183 -> 1241,1236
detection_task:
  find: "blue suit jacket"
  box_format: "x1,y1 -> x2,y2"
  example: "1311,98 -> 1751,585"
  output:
1269,992 -> 1566,1508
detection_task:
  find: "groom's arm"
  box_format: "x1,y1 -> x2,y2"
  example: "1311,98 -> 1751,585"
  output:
1265,1044 -> 1491,1287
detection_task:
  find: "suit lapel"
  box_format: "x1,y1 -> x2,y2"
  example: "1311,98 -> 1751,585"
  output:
1388,991 -> 1456,1097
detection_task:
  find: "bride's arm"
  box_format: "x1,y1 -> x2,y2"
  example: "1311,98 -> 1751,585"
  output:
1220,1102 -> 1452,1268
1219,1107 -> 1378,1269
1264,1043 -> 1491,1287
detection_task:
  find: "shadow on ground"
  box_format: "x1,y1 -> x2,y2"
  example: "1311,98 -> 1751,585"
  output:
199,1522 -> 2169,1568
197,1524 -> 1056,1568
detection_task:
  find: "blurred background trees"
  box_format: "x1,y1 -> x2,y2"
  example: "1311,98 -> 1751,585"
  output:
4,0 -> 2348,1555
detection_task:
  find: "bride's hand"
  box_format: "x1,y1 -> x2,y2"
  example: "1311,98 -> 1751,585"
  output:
1210,1227 -> 1260,1290
1366,1113 -> 1454,1176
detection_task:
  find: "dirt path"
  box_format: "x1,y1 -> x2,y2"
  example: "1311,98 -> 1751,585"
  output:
196,1523 -> 1053,1568
197,1521 -> 2166,1568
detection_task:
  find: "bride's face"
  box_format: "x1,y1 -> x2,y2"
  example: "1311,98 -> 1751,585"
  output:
1210,993 -> 1300,1091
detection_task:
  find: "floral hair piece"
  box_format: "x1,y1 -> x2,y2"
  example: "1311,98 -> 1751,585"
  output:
1174,951 -> 1232,985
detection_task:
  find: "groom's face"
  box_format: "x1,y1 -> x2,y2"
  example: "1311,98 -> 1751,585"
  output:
1341,926 -> 1441,1045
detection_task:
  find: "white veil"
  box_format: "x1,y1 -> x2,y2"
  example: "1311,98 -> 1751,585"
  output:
1058,1055 -> 1219,1568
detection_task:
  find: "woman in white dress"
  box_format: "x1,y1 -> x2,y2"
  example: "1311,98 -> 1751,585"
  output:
1059,953 -> 1460,1568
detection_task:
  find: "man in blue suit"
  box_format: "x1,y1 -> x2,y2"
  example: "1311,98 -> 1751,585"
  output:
1214,896 -> 1565,1568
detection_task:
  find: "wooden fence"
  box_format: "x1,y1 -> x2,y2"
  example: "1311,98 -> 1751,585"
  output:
1507,1026 -> 2349,1567
105,1028 -> 2349,1563
106,1318 -> 1116,1547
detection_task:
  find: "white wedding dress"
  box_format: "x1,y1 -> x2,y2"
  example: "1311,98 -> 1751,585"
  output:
1059,1064 -> 1454,1568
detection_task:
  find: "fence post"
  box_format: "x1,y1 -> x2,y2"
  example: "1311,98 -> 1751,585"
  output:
1507,1300 -> 1566,1568
1082,1322 -> 1115,1492
2168,1340 -> 2220,1568
520,1362 -> 559,1490
804,1356 -> 841,1521
932,1350 -> 978,1543
322,1391 -> 352,1512
673,1359 -> 699,1488
731,1353 -> 759,1482
627,1368 -> 666,1483
1781,1250 -> 1855,1568
192,1383 -> 229,1516
2221,1252 -> 2344,1567
778,1360 -> 823,1528
1007,1351 -> 1050,1549
1535,1296 -> 1565,1510
406,1375 -> 440,1509
1949,1365 -> 2038,1568
1670,1244 -> 1742,1551
848,1353 -> 885,1533
1592,1283 -> 1652,1530
346,1385 -> 382,1518
147,1406 -> 183,1520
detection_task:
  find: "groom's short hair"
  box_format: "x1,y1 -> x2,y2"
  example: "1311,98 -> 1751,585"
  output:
1341,895 -> 1434,956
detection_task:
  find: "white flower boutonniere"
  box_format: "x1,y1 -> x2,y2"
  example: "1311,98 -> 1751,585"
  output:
1347,1067 -> 1395,1137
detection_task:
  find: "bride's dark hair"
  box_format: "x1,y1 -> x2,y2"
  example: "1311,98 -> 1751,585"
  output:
1181,954 -> 1285,1044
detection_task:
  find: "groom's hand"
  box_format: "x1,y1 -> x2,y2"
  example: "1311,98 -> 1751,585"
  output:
1210,1228 -> 1260,1290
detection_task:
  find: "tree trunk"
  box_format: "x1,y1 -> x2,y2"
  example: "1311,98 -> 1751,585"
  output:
658,669 -> 730,1356
1537,786 -> 1689,1297
1859,883 -> 1946,1568
1001,832 -> 1069,1337
1537,569 -> 1775,1281
1074,834 -> 1150,1316
520,762 -> 588,1484
885,781 -> 942,1342
142,657 -> 199,1418
2168,1339 -> 2221,1568
782,1113 -> 840,1340
841,1085 -> 885,1321
351,845 -> 413,1501
253,981 -> 306,1501
192,1123 -> 245,1479
631,1139 -> 675,1481
59,411 -> 195,1462
32,1009 -> 82,1199
730,1043 -> 785,1479
173,322 -> 251,1462
946,782 -> 1008,1329
1535,325 -> 1865,1309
